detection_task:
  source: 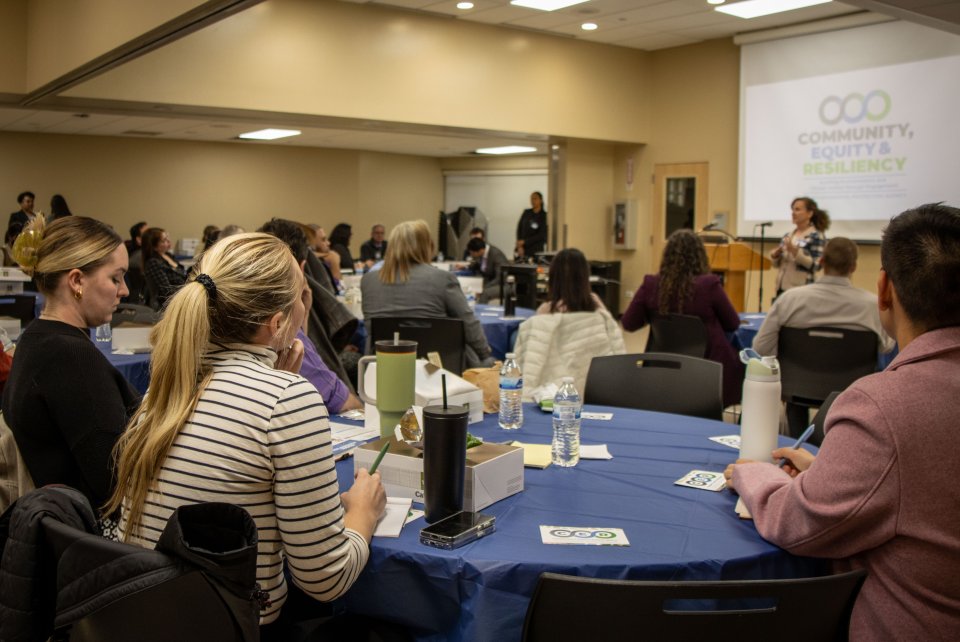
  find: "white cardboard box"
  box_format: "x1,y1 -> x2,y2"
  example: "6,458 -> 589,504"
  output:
112,326 -> 152,352
361,360 -> 483,431
0,267 -> 30,295
354,437 -> 524,512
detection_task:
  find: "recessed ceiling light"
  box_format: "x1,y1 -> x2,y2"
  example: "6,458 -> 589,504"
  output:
716,0 -> 831,19
456,1 -> 474,9
510,0 -> 589,12
581,22 -> 598,31
707,0 -> 725,5
475,145 -> 538,155
237,128 -> 301,140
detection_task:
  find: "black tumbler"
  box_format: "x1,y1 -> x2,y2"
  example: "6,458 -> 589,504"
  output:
422,404 -> 468,523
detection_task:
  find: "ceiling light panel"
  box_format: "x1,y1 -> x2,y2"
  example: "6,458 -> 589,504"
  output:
510,0 -> 590,11
716,0 -> 832,19
238,128 -> 301,140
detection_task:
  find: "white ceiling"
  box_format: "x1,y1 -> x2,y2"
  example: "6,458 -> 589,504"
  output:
3,0 -> 954,157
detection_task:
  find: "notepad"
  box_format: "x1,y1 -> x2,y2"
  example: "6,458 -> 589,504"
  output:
735,497 -> 753,520
374,497 -> 413,538
509,441 -> 552,468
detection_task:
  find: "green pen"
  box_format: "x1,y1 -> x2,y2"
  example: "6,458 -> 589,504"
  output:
368,441 -> 391,474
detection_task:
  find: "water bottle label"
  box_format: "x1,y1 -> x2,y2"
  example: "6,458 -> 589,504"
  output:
553,405 -> 580,421
500,377 -> 522,391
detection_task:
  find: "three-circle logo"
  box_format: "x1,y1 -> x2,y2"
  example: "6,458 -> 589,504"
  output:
549,528 -> 617,539
819,90 -> 891,125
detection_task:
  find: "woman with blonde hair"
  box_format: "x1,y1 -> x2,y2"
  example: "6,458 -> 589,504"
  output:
360,219 -> 494,368
106,233 -> 385,631
622,229 -> 743,407
2,216 -> 139,516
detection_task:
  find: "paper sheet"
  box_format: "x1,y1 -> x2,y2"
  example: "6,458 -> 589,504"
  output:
579,444 -> 612,460
509,441 -> 552,468
374,497 -> 413,538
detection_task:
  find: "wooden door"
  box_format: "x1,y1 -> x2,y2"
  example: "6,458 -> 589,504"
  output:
651,162 -> 709,270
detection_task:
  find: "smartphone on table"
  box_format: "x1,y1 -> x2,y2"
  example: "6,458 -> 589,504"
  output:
419,511 -> 496,550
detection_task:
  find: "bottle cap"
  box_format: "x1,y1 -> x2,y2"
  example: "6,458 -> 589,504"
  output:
505,352 -> 516,359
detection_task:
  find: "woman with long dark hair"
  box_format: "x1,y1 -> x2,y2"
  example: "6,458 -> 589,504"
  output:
771,196 -> 830,296
622,229 -> 743,407
48,194 -> 74,220
141,227 -> 187,309
329,223 -> 356,271
537,248 -> 604,314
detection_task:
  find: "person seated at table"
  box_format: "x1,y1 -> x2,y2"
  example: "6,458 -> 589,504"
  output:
515,248 -> 624,393
466,236 -> 508,303
361,219 -> 494,368
536,248 -> 607,315
201,224 -> 220,251
141,227 -> 187,309
359,223 -> 388,269
622,229 -> 743,407
725,203 -> 960,640
259,218 -> 361,414
105,233 -> 386,633
753,237 -> 895,357
330,222 -> 358,272
2,216 -> 140,523
461,226 -> 485,260
771,196 -> 830,297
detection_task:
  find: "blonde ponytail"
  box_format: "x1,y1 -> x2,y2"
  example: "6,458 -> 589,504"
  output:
106,233 -> 304,536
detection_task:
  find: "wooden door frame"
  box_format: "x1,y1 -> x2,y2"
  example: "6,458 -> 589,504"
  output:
652,162 -> 709,270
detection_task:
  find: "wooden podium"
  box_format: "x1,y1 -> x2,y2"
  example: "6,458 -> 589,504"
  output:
703,242 -> 770,313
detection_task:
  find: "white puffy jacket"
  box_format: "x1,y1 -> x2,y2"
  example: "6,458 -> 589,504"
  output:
513,310 -> 626,398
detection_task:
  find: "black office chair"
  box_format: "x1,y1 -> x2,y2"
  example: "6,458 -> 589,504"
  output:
521,570 -> 867,642
779,326 -> 877,437
809,390 -> 842,448
111,303 -> 160,327
0,294 -> 37,326
368,317 -> 465,375
647,313 -> 709,358
499,264 -> 539,310
583,353 -> 723,421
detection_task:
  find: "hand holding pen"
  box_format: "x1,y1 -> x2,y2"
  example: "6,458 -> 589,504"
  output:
774,424 -> 817,477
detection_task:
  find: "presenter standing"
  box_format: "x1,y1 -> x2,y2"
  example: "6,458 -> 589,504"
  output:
515,191 -> 547,262
770,196 -> 830,297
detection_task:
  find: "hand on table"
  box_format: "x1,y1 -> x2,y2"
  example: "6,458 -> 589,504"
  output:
723,458 -> 754,493
342,468 -> 387,542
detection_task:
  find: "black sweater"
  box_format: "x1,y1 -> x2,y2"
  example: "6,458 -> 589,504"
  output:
1,319 -> 141,508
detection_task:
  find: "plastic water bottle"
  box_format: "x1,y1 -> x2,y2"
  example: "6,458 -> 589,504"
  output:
552,377 -> 581,467
94,323 -> 112,346
739,354 -> 781,464
498,353 -> 523,430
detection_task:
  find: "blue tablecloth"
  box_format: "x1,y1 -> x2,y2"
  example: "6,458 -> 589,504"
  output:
736,312 -> 896,370
335,405 -> 822,641
106,350 -> 151,394
356,304 -> 534,362
474,303 -> 534,360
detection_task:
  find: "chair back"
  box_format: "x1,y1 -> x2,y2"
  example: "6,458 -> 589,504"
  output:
111,303 -> 160,327
778,326 -> 877,406
647,313 -> 709,358
369,317 -> 465,375
499,264 -> 539,310
583,353 -> 723,420
810,390 -> 842,448
522,570 -> 867,642
0,294 -> 36,327
46,501 -> 260,642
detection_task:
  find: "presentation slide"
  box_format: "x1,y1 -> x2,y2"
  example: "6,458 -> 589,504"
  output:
738,22 -> 960,241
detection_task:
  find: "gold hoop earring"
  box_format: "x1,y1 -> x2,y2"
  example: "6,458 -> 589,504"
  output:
74,289 -> 82,301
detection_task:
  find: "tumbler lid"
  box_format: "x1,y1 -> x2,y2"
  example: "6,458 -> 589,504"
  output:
423,404 -> 468,419
374,339 -> 418,353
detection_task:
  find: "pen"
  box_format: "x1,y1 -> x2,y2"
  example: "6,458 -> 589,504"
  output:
778,424 -> 815,468
368,441 -> 391,475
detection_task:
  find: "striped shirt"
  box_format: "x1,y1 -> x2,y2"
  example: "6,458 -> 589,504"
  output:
118,343 -> 368,624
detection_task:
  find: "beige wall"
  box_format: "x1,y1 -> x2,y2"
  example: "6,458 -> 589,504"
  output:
0,0 -> 27,94
61,0 -> 653,143
0,131 -> 443,246
25,0 -> 209,91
